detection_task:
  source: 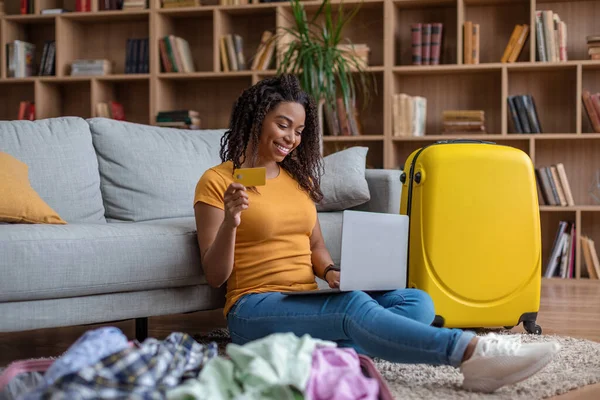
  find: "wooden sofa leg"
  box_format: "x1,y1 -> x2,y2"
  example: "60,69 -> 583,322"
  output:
135,317 -> 148,342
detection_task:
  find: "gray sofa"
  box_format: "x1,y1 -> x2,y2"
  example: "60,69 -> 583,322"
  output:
0,117 -> 402,337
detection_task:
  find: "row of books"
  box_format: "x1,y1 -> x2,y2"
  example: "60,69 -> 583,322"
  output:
159,35 -> 196,73
442,110 -> 485,135
535,10 -> 567,62
99,0 -> 147,10
544,221 -> 600,280
501,24 -> 529,63
323,99 -> 363,137
250,31 -> 275,71
6,41 -> 35,78
588,36 -> 600,61
392,93 -> 426,137
410,23 -> 443,66
582,89 -> 600,133
507,94 -> 542,134
544,221 -> 576,279
463,21 -> 480,64
96,101 -> 125,121
156,110 -> 201,130
535,163 -> 574,207
220,34 -> 247,72
126,38 -> 149,74
18,101 -> 35,120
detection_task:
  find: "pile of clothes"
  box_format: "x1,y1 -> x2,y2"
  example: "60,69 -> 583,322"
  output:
0,327 -> 393,400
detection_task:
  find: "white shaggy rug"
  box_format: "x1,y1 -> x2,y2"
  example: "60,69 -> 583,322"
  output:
373,333 -> 600,399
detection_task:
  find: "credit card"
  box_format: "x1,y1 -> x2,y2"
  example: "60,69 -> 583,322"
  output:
233,167 -> 267,187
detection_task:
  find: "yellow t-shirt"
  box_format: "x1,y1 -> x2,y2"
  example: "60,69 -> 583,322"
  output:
194,161 -> 319,316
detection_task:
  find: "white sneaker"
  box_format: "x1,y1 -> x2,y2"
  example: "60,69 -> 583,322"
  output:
460,333 -> 560,393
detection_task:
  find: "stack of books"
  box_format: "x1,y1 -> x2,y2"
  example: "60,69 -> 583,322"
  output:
159,35 -> 195,73
463,21 -> 480,64
582,89 -> 600,133
122,0 -> 147,9
507,94 -> 542,134
588,35 -> 600,60
535,163 -> 574,207
96,101 -> 125,121
6,40 -> 36,78
392,93 -> 426,137
535,10 -> 567,62
162,0 -> 200,7
442,110 -> 485,134
220,34 -> 247,72
250,31 -> 275,71
501,24 -> 530,63
71,59 -> 112,76
156,110 -> 201,130
411,23 -> 443,65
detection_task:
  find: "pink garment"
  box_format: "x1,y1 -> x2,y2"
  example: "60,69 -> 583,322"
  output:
0,359 -> 55,392
305,347 -> 379,400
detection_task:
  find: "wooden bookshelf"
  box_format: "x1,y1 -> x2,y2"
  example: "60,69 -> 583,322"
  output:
1,0 -> 600,280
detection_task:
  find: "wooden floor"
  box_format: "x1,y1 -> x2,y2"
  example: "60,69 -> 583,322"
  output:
1,278 -> 599,398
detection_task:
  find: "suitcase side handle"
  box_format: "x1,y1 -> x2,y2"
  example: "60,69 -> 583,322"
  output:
435,139 -> 496,144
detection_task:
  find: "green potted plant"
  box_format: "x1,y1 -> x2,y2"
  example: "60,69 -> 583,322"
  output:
274,0 -> 376,147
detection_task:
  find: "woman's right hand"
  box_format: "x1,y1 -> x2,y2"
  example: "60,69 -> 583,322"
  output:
223,183 -> 249,229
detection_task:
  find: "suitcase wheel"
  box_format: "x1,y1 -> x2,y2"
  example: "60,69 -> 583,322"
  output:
503,326 -> 514,330
523,321 -> 542,335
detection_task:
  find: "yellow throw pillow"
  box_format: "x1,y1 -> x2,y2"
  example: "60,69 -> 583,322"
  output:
0,152 -> 67,224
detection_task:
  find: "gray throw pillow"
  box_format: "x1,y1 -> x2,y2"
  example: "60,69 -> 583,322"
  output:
317,146 -> 370,211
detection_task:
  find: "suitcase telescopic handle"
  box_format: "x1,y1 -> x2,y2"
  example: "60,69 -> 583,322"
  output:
435,139 -> 496,144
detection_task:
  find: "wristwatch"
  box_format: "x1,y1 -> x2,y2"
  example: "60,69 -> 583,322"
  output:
323,264 -> 340,280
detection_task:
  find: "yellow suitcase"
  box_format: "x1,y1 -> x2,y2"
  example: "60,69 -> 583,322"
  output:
399,139 -> 543,334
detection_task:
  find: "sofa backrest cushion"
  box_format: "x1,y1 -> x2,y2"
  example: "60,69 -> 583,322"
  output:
0,117 -> 106,223
88,118 -> 224,222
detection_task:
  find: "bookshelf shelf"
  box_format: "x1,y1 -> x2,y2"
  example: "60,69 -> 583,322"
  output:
541,206 -> 600,211
323,135 -> 385,142
1,0 -> 599,279
61,10 -> 150,21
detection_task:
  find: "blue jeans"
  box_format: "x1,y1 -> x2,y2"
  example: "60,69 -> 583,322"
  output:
226,289 -> 476,367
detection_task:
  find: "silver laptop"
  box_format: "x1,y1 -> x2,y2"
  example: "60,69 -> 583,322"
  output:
284,210 -> 409,295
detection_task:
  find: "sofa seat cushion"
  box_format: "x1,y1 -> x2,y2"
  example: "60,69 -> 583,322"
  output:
0,117 -> 106,223
0,218 -> 205,302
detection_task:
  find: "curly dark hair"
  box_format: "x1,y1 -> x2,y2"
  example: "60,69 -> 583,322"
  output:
219,74 -> 324,203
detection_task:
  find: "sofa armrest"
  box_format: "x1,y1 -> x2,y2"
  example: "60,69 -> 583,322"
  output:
351,169 -> 402,214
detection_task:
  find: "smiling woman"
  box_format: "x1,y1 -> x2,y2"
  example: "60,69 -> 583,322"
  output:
191,74 -> 560,395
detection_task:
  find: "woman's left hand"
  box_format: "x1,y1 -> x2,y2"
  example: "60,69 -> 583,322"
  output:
325,270 -> 340,289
